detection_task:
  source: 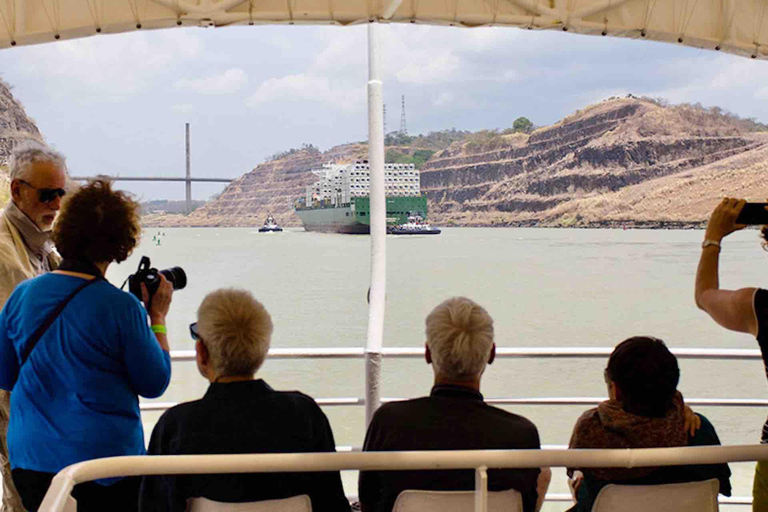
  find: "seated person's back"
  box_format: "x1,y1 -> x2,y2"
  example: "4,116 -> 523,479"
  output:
359,297 -> 549,512
139,289 -> 350,512
567,336 -> 731,512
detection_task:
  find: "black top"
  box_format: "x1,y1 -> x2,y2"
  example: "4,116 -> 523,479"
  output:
359,384 -> 541,512
755,289 -> 768,443
139,379 -> 350,512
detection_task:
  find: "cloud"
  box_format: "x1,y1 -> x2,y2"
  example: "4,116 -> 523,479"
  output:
6,30 -> 205,101
175,68 -> 248,95
246,73 -> 363,110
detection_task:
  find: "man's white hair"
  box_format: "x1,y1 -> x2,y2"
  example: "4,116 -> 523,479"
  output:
9,140 -> 67,181
426,297 -> 494,380
197,288 -> 273,377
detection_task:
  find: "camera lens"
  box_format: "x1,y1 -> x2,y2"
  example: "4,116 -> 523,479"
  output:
160,267 -> 187,291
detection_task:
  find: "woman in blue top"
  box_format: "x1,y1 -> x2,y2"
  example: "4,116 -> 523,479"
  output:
0,179 -> 173,512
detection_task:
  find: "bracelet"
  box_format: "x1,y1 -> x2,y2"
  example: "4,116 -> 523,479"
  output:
701,239 -> 721,250
151,324 -> 167,335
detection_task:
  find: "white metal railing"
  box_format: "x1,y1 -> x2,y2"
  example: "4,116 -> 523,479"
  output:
40,445 -> 768,512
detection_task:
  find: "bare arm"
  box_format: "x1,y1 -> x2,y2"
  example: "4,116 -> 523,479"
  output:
536,467 -> 551,512
694,198 -> 759,336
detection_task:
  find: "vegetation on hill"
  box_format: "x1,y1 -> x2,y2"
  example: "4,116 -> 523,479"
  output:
266,143 -> 320,162
141,199 -> 206,215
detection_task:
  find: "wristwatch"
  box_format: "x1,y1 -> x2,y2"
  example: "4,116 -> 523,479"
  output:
701,239 -> 721,249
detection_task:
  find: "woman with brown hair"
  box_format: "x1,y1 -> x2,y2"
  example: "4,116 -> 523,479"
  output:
0,179 -> 173,511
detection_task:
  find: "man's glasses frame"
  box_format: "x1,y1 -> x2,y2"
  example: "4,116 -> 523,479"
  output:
18,180 -> 66,204
190,322 -> 201,341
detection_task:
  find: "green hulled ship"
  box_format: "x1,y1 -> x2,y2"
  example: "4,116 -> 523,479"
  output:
294,162 -> 432,234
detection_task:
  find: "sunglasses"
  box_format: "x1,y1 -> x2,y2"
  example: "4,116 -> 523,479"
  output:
190,322 -> 201,341
19,180 -> 66,204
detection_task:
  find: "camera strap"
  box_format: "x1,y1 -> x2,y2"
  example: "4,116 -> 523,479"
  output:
19,272 -> 103,367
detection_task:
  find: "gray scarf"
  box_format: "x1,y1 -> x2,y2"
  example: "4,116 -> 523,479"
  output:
4,201 -> 55,273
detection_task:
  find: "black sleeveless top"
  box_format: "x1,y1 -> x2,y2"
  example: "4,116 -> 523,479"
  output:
755,289 -> 768,442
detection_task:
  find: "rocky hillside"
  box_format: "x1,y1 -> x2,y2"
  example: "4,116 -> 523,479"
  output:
0,79 -> 42,167
146,97 -> 768,228
420,98 -> 768,227
0,78 -> 44,206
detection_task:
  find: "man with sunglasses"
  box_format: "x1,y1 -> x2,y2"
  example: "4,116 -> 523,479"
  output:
0,140 -> 67,512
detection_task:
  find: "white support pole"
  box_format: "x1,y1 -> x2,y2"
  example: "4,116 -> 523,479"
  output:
185,123 -> 192,214
364,19 -> 386,428
474,466 -> 488,512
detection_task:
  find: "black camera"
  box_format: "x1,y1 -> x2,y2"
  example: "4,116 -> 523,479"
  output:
128,256 -> 187,301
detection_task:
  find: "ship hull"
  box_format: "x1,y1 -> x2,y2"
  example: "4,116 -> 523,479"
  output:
295,196 -> 429,235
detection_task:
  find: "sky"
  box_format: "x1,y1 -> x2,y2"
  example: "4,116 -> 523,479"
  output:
1,23 -> 768,201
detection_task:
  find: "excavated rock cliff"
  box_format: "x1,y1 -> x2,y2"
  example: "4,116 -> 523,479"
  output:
0,79 -> 42,167
420,98 -> 768,227
145,97 -> 768,228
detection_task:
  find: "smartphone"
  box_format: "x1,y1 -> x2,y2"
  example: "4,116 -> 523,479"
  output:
735,203 -> 768,225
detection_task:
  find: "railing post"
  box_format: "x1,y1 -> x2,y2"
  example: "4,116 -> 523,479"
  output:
364,19 -> 386,428
475,465 -> 488,512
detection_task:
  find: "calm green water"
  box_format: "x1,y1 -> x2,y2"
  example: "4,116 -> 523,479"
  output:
105,227 -> 768,509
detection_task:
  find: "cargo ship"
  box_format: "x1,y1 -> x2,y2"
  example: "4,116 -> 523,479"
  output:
294,161 -> 432,234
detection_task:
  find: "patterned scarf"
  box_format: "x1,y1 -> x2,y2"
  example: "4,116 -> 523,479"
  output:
4,201 -> 55,273
569,391 -> 688,480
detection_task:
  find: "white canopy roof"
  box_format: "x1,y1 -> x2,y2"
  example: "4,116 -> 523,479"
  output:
0,0 -> 766,60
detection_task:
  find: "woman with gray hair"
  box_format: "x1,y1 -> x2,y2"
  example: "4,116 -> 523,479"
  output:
140,288 -> 350,512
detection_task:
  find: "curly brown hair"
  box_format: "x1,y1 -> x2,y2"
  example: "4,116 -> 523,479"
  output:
53,179 -> 141,263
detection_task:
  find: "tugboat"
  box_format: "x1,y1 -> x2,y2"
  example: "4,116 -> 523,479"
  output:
258,214 -> 283,233
387,214 -> 441,235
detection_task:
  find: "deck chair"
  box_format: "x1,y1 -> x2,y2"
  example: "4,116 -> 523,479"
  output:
591,478 -> 719,512
392,489 -> 523,512
186,494 -> 312,512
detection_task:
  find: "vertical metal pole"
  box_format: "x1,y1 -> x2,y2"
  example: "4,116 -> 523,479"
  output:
475,466 -> 488,512
185,123 -> 192,214
365,20 -> 386,428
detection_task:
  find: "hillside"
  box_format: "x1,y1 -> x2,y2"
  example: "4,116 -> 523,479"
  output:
420,98 -> 768,227
0,78 -> 44,206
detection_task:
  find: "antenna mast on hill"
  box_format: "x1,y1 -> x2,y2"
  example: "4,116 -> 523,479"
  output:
400,95 -> 407,135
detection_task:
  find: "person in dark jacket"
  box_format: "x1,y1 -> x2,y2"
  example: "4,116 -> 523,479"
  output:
359,297 -> 551,512
139,288 -> 350,512
567,336 -> 731,511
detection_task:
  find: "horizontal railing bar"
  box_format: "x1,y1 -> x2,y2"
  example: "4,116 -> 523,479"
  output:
169,347 -> 762,361
140,396 -> 768,411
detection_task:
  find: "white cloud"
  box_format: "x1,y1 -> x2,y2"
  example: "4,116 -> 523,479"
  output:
432,92 -> 454,107
10,30 -> 205,100
175,68 -> 248,95
246,73 -> 363,111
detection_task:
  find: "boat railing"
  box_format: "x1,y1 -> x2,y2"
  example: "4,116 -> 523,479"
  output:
151,346 -> 765,412
133,346 -> 767,507
40,445 -> 768,512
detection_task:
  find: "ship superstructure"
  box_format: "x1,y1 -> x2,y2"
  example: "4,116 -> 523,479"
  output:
295,161 -> 429,234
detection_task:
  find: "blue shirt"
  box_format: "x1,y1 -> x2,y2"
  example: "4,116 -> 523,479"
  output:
0,273 -> 171,478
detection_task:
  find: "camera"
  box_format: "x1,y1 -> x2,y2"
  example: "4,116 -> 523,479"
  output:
128,256 -> 187,301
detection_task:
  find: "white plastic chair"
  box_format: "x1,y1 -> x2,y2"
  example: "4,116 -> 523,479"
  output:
591,478 -> 719,512
186,494 -> 312,512
392,489 -> 523,512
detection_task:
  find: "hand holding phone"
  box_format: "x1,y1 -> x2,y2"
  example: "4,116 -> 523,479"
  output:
735,203 -> 768,225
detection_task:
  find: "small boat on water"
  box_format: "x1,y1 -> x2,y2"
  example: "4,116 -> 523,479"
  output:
258,214 -> 283,233
387,214 -> 441,235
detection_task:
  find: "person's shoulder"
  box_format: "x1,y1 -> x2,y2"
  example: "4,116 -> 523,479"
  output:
90,281 -> 142,308
689,413 -> 722,446
369,396 -> 430,424
156,397 -> 206,428
482,401 -> 540,432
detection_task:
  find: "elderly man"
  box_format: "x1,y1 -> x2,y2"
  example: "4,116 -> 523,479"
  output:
139,288 -> 350,512
0,141 -> 66,512
359,297 -> 551,512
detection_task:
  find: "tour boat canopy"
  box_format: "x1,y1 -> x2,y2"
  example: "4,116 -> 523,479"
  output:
0,0 -> 766,60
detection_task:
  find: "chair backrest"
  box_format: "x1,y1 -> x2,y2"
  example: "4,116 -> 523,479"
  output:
591,478 -> 720,512
392,489 -> 523,512
186,494 -> 312,512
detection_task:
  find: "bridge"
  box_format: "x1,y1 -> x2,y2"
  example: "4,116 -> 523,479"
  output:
70,124 -> 235,214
